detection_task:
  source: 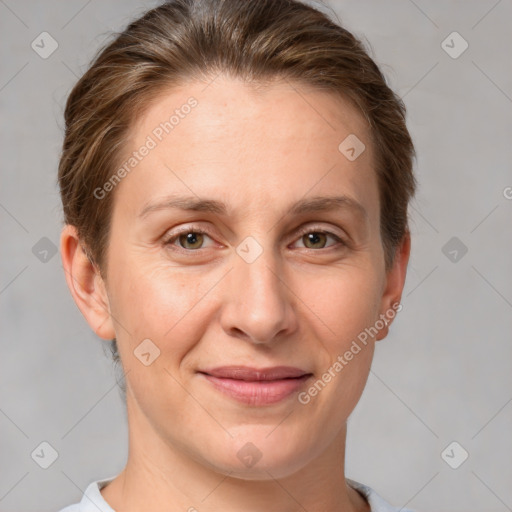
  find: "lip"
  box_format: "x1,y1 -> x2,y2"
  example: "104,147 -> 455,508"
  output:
198,366 -> 313,405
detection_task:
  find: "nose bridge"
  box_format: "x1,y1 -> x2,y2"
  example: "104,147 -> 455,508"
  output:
239,242 -> 280,298
222,236 -> 293,343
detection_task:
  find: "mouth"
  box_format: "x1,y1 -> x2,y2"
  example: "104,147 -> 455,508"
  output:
197,366 -> 313,406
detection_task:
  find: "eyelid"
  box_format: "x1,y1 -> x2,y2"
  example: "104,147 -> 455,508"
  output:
164,222 -> 347,252
291,224 -> 347,248
163,223 -> 219,249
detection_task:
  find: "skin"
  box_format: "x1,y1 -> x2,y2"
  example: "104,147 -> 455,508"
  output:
61,75 -> 410,512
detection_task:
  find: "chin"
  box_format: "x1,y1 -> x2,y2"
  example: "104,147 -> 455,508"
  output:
200,430 -> 313,480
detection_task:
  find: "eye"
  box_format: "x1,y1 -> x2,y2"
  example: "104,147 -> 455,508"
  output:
163,225 -> 346,253
293,228 -> 345,250
164,229 -> 216,250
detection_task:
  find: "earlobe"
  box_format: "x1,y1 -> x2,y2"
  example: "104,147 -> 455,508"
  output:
60,225 -> 116,340
375,231 -> 411,342
375,317 -> 390,342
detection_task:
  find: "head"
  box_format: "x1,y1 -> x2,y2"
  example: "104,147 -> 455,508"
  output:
59,0 -> 415,479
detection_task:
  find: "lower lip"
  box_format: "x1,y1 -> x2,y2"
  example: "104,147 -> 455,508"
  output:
201,374 -> 312,405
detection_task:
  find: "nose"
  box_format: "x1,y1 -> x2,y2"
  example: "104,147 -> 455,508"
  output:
219,243 -> 297,345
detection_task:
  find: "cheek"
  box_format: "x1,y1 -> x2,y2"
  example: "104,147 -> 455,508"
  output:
295,261 -> 382,346
293,264 -> 380,405
108,252 -> 223,370
109,259 -> 211,410
135,266 -> 198,317
130,274 -> 190,322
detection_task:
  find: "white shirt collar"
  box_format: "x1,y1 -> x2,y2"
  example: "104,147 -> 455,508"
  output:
64,476 -> 414,512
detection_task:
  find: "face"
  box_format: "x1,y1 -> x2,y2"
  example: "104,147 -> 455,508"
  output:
66,76 -> 408,480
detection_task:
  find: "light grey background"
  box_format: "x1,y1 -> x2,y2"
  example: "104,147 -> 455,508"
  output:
1,1 -> 511,511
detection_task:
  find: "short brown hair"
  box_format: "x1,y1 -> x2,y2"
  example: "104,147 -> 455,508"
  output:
58,0 -> 416,384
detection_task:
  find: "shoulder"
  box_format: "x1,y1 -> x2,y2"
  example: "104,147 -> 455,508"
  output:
57,505 -> 80,512
347,478 -> 418,512
57,476 -> 116,512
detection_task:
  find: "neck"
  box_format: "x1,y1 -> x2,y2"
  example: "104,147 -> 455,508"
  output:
101,396 -> 369,512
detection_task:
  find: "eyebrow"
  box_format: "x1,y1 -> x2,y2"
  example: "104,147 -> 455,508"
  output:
138,194 -> 368,220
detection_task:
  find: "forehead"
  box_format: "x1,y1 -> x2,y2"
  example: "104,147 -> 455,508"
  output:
114,76 -> 378,221
136,76 -> 372,153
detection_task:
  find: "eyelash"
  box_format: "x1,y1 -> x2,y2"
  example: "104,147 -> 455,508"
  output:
163,224 -> 346,253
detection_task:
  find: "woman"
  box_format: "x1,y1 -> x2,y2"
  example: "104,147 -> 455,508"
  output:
58,0 -> 417,510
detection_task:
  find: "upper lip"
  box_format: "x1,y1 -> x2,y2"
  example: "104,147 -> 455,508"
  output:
199,366 -> 311,381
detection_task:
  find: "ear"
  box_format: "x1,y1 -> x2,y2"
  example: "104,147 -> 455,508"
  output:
375,231 -> 411,341
60,224 -> 115,340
